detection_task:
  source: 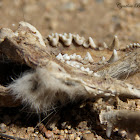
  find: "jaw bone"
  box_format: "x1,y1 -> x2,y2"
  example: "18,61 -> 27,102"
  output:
0,21 -> 140,138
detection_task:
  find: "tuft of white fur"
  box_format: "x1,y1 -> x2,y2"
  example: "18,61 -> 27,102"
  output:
8,62 -> 87,114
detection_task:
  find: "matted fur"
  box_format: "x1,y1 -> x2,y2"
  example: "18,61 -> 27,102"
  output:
8,62 -> 87,113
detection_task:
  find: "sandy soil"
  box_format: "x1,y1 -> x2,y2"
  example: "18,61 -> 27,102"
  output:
0,0 -> 140,139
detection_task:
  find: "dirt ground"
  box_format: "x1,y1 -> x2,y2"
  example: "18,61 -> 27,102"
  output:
0,0 -> 140,139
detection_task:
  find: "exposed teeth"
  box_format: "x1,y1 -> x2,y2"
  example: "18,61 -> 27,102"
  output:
86,52 -> 94,63
68,61 -> 80,67
88,37 -> 97,49
66,61 -> 71,65
81,66 -> 85,71
88,71 -> 93,75
103,42 -> 108,49
56,53 -> 93,75
59,33 -> 73,46
80,66 -> 93,74
73,34 -> 85,45
83,41 -> 89,48
70,53 -> 77,60
94,73 -> 101,77
102,56 -> 106,62
130,43 -> 133,47
133,43 -> 137,47
109,35 -> 120,50
82,52 -> 94,64
84,67 -> 90,72
56,53 -> 63,60
48,33 -> 59,47
126,43 -> 140,49
63,54 -> 70,61
48,33 -> 99,50
126,45 -> 130,48
137,43 -> 140,47
75,65 -> 80,68
108,49 -> 119,63
99,56 -> 106,64
83,37 -> 97,49
106,126 -> 113,138
75,55 -> 82,61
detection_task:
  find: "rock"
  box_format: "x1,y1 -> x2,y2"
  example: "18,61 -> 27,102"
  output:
0,123 -> 6,133
64,129 -> 68,133
53,129 -> 60,135
75,137 -> 81,140
27,127 -> 34,133
59,135 -> 65,140
60,130 -> 65,135
78,121 -> 87,129
12,128 -> 17,134
69,134 -> 75,140
83,133 -> 95,140
45,130 -> 54,138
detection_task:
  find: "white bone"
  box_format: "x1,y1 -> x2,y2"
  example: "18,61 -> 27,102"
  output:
83,41 -> 89,48
19,21 -> 46,47
108,49 -> 119,63
73,34 -> 85,45
75,65 -> 80,68
75,55 -> 82,61
82,52 -> 93,64
59,33 -> 73,46
63,54 -> 70,61
134,43 -> 137,47
84,67 -> 90,72
137,43 -> 140,47
103,42 -> 108,49
89,37 -> 97,49
94,73 -> 101,77
48,33 -> 59,47
81,66 -> 85,71
126,45 -> 130,48
88,71 -> 93,75
102,56 -> 106,62
70,53 -> 77,60
130,43 -> 133,47
109,35 -> 120,50
56,53 -> 63,60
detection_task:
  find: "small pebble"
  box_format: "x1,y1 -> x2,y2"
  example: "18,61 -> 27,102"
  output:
60,130 -> 65,135
27,127 -> 34,133
64,129 -> 68,133
45,130 -> 54,138
69,134 -> 75,140
12,128 -> 17,134
53,129 -> 60,135
75,137 -> 81,140
83,133 -> 95,140
0,123 -> 6,133
59,135 -> 65,140
34,136 -> 39,140
67,125 -> 71,130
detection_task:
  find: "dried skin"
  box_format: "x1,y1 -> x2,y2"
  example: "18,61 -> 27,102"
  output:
96,50 -> 140,79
